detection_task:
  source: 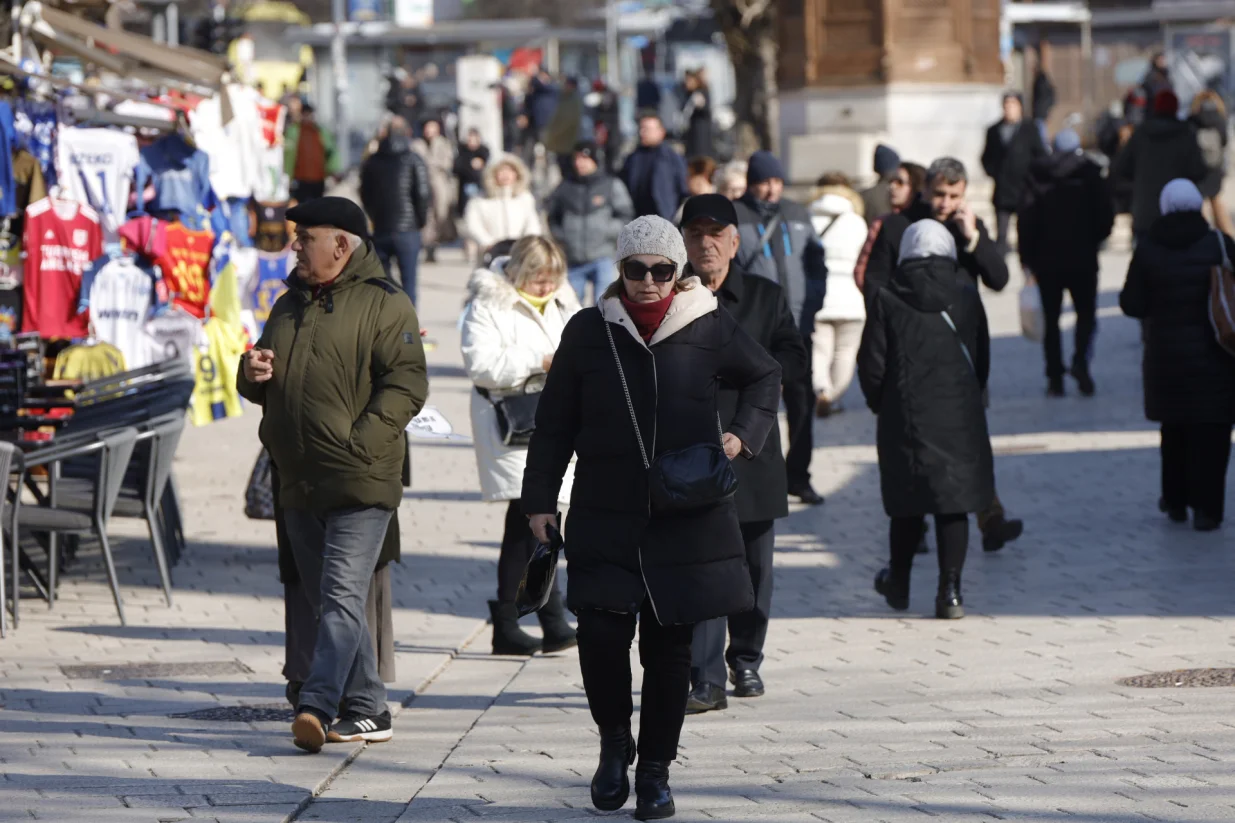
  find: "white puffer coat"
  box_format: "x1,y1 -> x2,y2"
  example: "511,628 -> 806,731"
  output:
462,153 -> 543,251
461,260 -> 579,503
810,191 -> 869,323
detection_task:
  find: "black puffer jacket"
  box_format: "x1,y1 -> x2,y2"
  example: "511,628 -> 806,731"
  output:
1120,211 -> 1235,424
1018,151 -> 1115,278
521,281 -> 782,625
546,170 -> 634,266
981,119 -> 1047,211
858,255 -> 995,518
1113,116 -> 1208,234
359,135 -> 432,236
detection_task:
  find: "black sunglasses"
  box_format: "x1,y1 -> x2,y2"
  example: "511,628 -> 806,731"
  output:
622,260 -> 677,283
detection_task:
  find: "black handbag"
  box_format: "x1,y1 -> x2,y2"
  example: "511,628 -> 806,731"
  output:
515,521 -> 564,616
477,377 -> 542,447
604,320 -> 738,513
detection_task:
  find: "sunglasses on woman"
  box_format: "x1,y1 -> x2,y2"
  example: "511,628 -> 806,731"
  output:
622,260 -> 678,283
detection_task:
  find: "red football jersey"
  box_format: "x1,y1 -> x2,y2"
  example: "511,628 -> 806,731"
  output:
156,222 -> 215,319
22,197 -> 103,338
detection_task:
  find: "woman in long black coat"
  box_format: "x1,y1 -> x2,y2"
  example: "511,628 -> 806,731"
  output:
522,215 -> 780,820
1120,178 -> 1235,531
857,220 -> 995,620
681,69 -> 713,161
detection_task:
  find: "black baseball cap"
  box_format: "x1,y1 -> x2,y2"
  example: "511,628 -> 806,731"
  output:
573,139 -> 598,158
680,193 -> 738,229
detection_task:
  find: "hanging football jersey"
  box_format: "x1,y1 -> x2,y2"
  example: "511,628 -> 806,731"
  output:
55,127 -> 140,241
52,341 -> 126,381
22,198 -> 103,338
0,288 -> 22,344
144,308 -> 199,369
79,256 -> 159,369
189,317 -> 248,426
156,221 -> 215,318
253,201 -> 290,252
251,250 -> 294,334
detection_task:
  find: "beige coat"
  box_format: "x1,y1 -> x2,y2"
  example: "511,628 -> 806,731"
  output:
462,154 -> 543,251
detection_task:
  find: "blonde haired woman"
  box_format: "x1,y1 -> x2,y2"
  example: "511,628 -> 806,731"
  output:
461,235 -> 581,655
715,160 -> 747,201
1189,90 -> 1234,236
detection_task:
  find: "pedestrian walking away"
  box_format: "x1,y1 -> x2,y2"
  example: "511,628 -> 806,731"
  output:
236,197 -> 428,753
1119,179 -> 1235,532
463,154 -> 543,253
733,150 -> 829,505
858,220 -> 995,619
547,140 -> 634,304
1018,128 -> 1115,397
620,113 -> 689,221
810,174 -> 870,417
412,118 -> 459,263
681,69 -> 714,160
460,236 -> 581,654
285,103 -> 339,203
980,92 -> 1047,258
864,157 -> 1023,553
678,194 -> 808,715
522,215 -> 781,820
359,118 -> 432,305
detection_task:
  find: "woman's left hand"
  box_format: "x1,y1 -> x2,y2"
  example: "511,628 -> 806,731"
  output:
722,433 -> 743,460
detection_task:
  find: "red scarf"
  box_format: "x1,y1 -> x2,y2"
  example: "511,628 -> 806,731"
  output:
620,292 -> 674,342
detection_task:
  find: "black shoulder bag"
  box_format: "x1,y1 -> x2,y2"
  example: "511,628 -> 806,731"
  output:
476,376 -> 542,447
604,320 -> 738,513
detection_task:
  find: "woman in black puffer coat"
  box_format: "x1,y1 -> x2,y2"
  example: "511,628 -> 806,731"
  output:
522,215 -> 780,820
858,220 -> 994,620
1120,178 -> 1235,531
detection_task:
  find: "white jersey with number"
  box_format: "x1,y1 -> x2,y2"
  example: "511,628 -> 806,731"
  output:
55,127 -> 140,241
88,258 -> 156,369
144,309 -> 200,371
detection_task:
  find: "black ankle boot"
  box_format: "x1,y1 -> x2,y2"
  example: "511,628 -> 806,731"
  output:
488,600 -> 542,656
634,760 -> 675,820
935,571 -> 964,619
874,567 -> 910,611
536,589 -> 577,653
591,726 -> 635,811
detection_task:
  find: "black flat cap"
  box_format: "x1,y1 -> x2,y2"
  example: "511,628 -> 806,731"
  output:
287,196 -> 370,240
680,193 -> 738,229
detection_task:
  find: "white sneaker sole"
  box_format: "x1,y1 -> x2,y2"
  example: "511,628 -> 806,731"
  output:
327,728 -> 393,743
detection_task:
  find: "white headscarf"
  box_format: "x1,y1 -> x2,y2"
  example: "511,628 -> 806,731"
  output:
898,219 -> 958,265
1159,178 -> 1204,215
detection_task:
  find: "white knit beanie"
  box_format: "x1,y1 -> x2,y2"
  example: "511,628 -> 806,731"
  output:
616,215 -> 688,273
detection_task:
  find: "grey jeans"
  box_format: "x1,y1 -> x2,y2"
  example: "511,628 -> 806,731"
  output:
284,506 -> 393,719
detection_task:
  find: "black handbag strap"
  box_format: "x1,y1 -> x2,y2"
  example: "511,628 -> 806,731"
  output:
604,319 -> 651,470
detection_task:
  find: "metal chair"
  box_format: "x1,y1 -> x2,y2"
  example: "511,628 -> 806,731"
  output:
0,441 -> 18,638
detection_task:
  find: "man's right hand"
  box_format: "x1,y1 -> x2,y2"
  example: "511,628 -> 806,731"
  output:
244,349 -> 276,383
528,513 -> 558,545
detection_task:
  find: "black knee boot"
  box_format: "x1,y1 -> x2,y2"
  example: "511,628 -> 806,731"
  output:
488,600 -> 542,655
634,760 -> 675,820
591,726 -> 635,811
537,589 -> 577,653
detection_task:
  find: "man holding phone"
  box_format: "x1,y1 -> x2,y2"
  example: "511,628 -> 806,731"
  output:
862,157 -> 1024,554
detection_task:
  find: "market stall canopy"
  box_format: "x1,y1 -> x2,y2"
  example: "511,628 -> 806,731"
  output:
37,4 -> 228,88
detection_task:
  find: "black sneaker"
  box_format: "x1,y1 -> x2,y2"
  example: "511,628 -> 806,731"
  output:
327,710 -> 393,743
1071,365 -> 1096,397
1047,377 -> 1065,397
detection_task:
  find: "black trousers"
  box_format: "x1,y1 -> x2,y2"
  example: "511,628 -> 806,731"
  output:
691,520 -> 774,687
784,335 -> 815,488
1039,272 -> 1098,380
497,499 -> 541,602
995,209 -> 1014,258
576,604 -> 694,761
1161,424 -> 1233,521
890,513 -> 969,579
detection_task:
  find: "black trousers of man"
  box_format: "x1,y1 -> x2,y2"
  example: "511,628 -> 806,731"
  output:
784,333 -> 815,490
1161,424 -> 1234,521
576,604 -> 694,762
691,520 -> 774,687
1039,271 -> 1098,380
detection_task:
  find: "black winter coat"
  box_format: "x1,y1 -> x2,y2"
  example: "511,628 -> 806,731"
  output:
359,136 -> 432,237
1119,212 -> 1235,425
454,144 -> 490,212
863,198 -> 1009,304
521,282 -> 782,625
1113,116 -> 1208,234
710,265 -> 809,523
858,256 -> 995,518
1189,108 -> 1228,199
1032,70 -> 1057,122
1018,151 -> 1115,278
981,120 -> 1047,211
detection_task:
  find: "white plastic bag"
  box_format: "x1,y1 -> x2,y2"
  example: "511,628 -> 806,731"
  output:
1020,282 -> 1045,342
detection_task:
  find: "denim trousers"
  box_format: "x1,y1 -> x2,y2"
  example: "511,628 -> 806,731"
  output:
374,231 -> 422,306
284,506 -> 393,720
567,258 -> 617,305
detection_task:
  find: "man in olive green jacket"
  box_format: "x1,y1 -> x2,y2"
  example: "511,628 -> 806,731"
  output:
238,197 -> 427,753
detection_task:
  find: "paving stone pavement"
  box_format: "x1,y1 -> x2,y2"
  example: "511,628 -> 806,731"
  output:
5,231 -> 1235,823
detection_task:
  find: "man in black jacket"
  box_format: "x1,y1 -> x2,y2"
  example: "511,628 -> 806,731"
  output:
359,119 -> 432,305
1019,129 -> 1115,397
679,194 -> 808,713
981,92 -> 1047,257
865,157 -> 1023,553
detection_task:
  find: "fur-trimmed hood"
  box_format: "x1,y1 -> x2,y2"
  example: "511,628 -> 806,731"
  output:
466,257 -> 581,315
599,277 -> 718,347
482,153 -> 533,198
